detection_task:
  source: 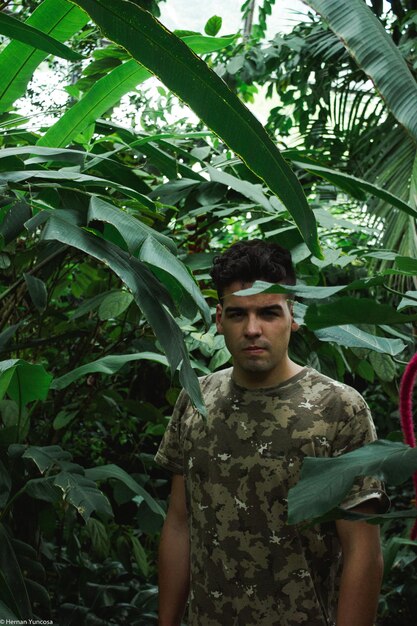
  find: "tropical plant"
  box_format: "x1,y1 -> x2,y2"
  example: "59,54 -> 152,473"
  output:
0,0 -> 417,623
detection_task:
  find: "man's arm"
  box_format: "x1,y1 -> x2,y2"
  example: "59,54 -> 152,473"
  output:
158,473 -> 190,626
335,502 -> 384,626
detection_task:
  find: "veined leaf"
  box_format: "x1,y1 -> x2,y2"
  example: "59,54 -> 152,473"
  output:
51,352 -> 169,391
314,325 -> 405,356
69,0 -> 321,258
288,440 -> 417,524
139,236 -> 212,327
22,446 -> 72,474
23,273 -> 47,313
38,33 -> 236,149
0,0 -> 89,113
207,165 -> 274,211
398,291 -> 417,310
53,471 -> 113,521
0,11 -> 83,61
130,535 -> 149,577
305,297 -> 417,330
85,464 -> 165,519
41,215 -> 206,415
98,290 -> 133,320
395,256 -> 417,274
234,277 -> 389,300
0,169 -> 155,210
88,196 -> 176,254
286,151 -> 417,218
0,360 -> 52,407
304,0 -> 417,143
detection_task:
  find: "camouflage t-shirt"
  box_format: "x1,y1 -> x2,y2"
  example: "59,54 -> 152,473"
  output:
155,367 -> 388,626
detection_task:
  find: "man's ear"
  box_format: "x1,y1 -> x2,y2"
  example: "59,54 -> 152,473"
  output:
215,303 -> 224,334
289,302 -> 299,332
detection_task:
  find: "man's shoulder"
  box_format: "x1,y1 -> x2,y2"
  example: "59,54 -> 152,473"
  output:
304,367 -> 368,410
198,366 -> 233,391
173,367 -> 233,417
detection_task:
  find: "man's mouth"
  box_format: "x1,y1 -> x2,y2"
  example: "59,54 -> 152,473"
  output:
244,346 -> 266,353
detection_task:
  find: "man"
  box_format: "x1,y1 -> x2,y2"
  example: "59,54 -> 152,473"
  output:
155,240 -> 388,626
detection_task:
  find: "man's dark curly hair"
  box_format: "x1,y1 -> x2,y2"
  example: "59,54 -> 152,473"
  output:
210,239 -> 296,300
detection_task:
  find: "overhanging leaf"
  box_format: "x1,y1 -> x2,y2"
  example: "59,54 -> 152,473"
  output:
288,440 -> 417,524
0,11 -> 83,61
88,196 -> 177,255
70,0 -> 321,258
139,236 -> 212,327
41,215 -> 206,415
287,152 -> 417,218
51,352 -> 169,391
305,297 -> 417,330
0,0 -> 89,113
207,165 -> 274,211
0,169 -> 155,210
314,325 -> 406,355
38,33 -> 236,149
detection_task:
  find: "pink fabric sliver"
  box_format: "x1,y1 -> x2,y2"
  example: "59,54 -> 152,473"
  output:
399,353 -> 417,540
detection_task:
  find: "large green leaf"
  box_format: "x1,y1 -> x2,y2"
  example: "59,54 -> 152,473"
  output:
0,524 -> 32,619
70,0 -> 321,258
38,33 -> 236,148
314,325 -> 406,356
0,360 -> 52,407
0,0 -> 89,113
85,464 -> 165,519
288,440 -> 417,524
304,0 -> 417,143
305,297 -> 417,330
41,215 -> 206,415
21,445 -> 72,474
286,151 -> 417,218
51,351 -> 169,390
0,169 -> 154,210
139,236 -> 212,327
88,196 -> 176,254
207,165 -> 275,211
0,11 -> 82,61
53,471 -> 113,521
234,277 -> 390,300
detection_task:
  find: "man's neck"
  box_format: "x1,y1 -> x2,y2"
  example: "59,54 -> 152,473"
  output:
232,361 -> 304,389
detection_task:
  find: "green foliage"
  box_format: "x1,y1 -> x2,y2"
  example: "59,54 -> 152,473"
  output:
287,440 -> 417,524
0,0 -> 416,623
71,0 -> 322,258
0,11 -> 83,60
304,0 -> 417,143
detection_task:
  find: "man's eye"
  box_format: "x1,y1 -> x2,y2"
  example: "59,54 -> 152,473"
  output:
262,311 -> 279,317
228,312 -> 244,318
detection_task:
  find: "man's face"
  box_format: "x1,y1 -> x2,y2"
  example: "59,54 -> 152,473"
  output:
215,281 -> 299,386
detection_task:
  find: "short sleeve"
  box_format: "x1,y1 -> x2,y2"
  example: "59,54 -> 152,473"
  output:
154,389 -> 189,474
332,399 -> 390,512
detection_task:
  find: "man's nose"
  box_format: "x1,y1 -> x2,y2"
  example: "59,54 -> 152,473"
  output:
244,314 -> 262,336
